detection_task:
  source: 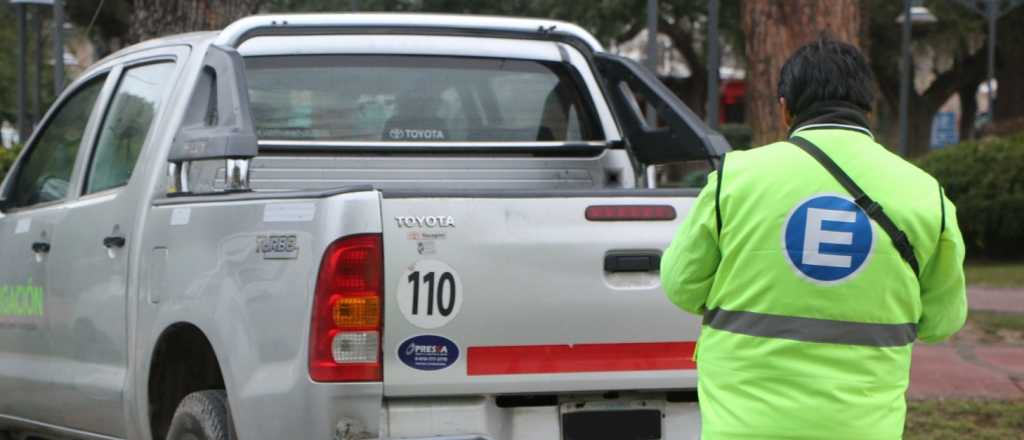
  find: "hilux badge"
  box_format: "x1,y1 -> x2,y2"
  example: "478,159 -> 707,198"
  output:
395,216 -> 456,228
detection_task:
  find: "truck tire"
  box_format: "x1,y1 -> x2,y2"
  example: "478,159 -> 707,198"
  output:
166,390 -> 236,440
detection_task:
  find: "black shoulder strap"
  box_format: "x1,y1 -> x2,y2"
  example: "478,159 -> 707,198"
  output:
789,136 -> 920,277
939,184 -> 946,235
715,154 -> 726,237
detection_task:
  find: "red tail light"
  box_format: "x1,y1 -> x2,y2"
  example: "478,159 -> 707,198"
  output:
309,234 -> 383,382
585,205 -> 677,221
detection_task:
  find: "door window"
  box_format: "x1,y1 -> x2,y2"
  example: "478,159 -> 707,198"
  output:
85,62 -> 176,194
8,76 -> 106,208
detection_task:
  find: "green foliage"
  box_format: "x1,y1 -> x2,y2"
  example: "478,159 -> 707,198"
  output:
719,123 -> 751,150
266,0 -> 741,50
917,134 -> 1024,259
0,146 -> 22,183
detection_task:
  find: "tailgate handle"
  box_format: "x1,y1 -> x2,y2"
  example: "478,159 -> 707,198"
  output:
604,251 -> 661,272
31,241 -> 51,254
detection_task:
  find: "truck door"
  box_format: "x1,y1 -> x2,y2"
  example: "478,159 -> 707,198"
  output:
593,52 -> 730,168
0,73 -> 110,425
43,50 -> 185,437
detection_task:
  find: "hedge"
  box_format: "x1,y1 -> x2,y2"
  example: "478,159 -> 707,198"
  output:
719,123 -> 753,150
917,134 -> 1024,259
0,146 -> 20,183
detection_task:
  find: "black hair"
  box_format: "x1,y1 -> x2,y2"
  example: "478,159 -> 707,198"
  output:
777,36 -> 875,117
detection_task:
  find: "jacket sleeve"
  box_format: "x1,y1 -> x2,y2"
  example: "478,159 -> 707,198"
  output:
660,171 -> 721,315
917,193 -> 967,343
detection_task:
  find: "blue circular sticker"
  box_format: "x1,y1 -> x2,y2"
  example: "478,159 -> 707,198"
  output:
783,194 -> 874,284
397,335 -> 460,371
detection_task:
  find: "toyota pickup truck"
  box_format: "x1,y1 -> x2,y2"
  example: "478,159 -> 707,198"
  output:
0,14 -> 728,440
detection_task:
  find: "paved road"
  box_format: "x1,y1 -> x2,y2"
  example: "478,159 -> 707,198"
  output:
908,286 -> 1024,399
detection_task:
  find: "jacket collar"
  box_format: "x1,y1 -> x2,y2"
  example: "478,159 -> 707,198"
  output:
786,100 -> 874,140
791,123 -> 874,140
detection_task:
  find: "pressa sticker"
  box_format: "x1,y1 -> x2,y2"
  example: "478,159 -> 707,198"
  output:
398,335 -> 460,371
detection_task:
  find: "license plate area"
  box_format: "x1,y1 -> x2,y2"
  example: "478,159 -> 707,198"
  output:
561,400 -> 663,440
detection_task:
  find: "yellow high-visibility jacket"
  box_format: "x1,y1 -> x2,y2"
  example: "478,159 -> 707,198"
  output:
661,126 -> 967,439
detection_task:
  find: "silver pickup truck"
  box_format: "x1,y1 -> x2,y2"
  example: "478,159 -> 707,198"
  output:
0,14 -> 728,440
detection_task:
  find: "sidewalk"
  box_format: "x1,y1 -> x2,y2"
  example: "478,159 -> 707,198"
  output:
908,286 -> 1024,399
966,286 -> 1024,313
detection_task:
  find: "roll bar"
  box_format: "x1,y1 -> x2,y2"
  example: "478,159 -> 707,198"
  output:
213,14 -> 606,52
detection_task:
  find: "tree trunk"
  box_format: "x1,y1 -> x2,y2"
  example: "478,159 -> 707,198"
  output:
994,7 -> 1024,124
662,76 -> 708,121
128,0 -> 265,44
741,0 -> 863,146
958,77 -> 981,140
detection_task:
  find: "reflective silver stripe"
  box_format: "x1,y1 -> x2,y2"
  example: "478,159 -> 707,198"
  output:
703,308 -> 916,347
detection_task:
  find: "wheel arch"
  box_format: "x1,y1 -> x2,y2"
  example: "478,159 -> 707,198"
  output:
147,322 -> 227,440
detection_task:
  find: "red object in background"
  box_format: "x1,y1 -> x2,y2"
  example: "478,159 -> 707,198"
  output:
720,80 -> 747,124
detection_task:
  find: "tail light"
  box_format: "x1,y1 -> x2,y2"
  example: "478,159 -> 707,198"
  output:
310,234 -> 383,382
585,205 -> 677,221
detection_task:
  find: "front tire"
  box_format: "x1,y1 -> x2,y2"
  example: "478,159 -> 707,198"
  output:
166,390 -> 235,440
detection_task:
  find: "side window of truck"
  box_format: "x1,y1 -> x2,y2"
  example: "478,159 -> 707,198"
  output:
8,76 -> 107,208
85,62 -> 176,194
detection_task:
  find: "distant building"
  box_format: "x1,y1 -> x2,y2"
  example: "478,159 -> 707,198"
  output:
612,29 -> 747,125
2,121 -> 19,149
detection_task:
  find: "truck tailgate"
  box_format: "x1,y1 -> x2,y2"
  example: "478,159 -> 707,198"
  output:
380,192 -> 701,396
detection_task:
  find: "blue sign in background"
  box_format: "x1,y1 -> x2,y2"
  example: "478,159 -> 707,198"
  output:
784,195 -> 873,283
931,111 -> 959,149
397,334 -> 460,371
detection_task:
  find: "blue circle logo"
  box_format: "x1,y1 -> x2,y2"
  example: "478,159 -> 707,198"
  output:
783,195 -> 874,283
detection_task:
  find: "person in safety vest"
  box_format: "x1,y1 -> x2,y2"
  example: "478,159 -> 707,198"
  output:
660,36 -> 967,439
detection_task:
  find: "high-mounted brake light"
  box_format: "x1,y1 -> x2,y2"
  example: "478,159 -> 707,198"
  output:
585,205 -> 677,221
310,234 -> 383,382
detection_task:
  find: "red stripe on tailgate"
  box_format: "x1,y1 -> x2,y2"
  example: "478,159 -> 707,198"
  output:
467,341 -> 696,375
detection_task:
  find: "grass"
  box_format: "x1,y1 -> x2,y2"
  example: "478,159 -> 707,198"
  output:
905,400 -> 1024,440
965,261 -> 1024,288
967,310 -> 1024,343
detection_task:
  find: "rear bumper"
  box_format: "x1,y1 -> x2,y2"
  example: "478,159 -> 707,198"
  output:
395,437 -> 488,440
383,392 -> 701,440
232,380 -> 383,440
234,378 -> 699,440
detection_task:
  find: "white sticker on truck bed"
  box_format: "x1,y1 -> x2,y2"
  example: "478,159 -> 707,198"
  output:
14,218 -> 30,234
397,259 -> 463,329
263,202 -> 316,223
170,208 -> 191,226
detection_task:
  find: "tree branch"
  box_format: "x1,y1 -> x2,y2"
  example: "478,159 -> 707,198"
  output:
657,16 -> 706,76
921,41 -> 989,110
613,19 -> 645,46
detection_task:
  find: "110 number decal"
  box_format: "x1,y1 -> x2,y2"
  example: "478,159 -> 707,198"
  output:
407,271 -> 457,317
397,260 -> 463,329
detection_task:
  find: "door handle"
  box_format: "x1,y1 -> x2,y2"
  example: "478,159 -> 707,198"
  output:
103,236 -> 126,249
604,251 -> 661,272
31,241 -> 51,254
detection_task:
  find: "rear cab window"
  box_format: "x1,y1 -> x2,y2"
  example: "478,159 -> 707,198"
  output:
244,55 -> 602,143
85,62 -> 177,194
